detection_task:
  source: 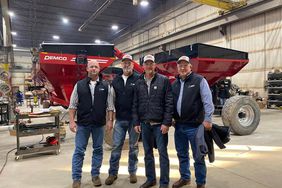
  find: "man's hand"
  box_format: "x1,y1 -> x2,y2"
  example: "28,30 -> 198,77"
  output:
107,120 -> 114,131
69,121 -> 77,133
134,125 -> 141,133
160,124 -> 169,134
203,121 -> 212,131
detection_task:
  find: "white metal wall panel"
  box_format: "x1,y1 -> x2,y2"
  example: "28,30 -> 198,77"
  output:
132,35 -> 139,46
186,8 -> 198,28
232,71 -> 265,89
165,19 -> 175,34
265,8 -> 282,69
175,11 -> 188,29
266,49 -> 281,69
175,36 -> 197,48
245,52 -> 265,70
195,5 -> 218,25
196,28 -> 222,45
116,6 -> 282,97
149,27 -> 159,41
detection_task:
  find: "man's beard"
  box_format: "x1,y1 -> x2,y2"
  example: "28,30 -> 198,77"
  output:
145,69 -> 154,75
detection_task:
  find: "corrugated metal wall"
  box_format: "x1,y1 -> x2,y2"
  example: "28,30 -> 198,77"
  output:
12,51 -> 32,91
116,5 -> 282,97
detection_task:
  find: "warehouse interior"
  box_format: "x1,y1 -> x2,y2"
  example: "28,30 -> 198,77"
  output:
0,0 -> 282,188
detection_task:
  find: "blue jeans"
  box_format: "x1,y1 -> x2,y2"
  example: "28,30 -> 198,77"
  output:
108,120 -> 139,175
141,122 -> 169,186
219,98 -> 227,106
72,124 -> 104,181
174,123 -> 207,185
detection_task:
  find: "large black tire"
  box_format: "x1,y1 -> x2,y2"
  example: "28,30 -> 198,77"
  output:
222,96 -> 260,135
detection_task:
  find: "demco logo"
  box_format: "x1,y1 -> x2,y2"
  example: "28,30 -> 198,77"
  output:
44,56 -> 67,61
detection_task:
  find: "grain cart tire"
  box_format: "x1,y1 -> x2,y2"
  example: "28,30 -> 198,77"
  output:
222,96 -> 260,135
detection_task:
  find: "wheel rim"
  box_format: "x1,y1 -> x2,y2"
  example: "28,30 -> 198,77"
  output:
237,105 -> 255,127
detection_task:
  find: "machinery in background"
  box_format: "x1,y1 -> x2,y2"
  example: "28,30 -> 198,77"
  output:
37,43 -> 260,136
192,0 -> 247,14
152,43 -> 260,135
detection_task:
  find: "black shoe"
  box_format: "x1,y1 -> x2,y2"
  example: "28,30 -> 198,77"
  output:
139,180 -> 157,188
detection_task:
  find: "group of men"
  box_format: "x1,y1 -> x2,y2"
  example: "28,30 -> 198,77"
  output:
68,53 -> 214,188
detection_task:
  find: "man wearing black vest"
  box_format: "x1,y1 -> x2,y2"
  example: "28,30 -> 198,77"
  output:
69,60 -> 114,188
105,54 -> 140,185
133,54 -> 173,188
172,56 -> 214,188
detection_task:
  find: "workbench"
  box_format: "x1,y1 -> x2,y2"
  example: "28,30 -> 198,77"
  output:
14,111 -> 61,160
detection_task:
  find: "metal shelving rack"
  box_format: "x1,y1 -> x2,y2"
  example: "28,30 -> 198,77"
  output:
267,72 -> 282,108
15,111 -> 61,160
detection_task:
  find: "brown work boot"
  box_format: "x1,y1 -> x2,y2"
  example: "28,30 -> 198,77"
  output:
92,176 -> 102,187
196,184 -> 205,188
72,180 -> 81,188
105,175 -> 117,185
139,180 -> 156,188
172,178 -> 191,188
129,174 -> 137,183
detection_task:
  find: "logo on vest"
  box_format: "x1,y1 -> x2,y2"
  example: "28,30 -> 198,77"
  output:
99,88 -> 105,91
188,85 -> 195,88
153,86 -> 157,90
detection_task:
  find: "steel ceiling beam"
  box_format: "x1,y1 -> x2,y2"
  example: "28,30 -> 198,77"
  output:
78,0 -> 115,32
121,0 -> 282,55
192,0 -> 247,10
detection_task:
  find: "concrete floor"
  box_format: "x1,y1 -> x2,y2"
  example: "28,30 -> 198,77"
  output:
0,108 -> 282,188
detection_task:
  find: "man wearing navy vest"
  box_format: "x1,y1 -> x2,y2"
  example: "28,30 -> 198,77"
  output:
172,56 -> 214,188
105,54 -> 140,185
133,54 -> 173,188
69,60 -> 114,188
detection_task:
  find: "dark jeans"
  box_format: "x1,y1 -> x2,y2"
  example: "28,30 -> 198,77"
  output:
108,120 -> 139,175
72,124 -> 104,181
141,122 -> 169,186
174,123 -> 207,185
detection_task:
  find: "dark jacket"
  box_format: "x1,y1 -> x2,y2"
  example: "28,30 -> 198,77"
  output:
172,72 -> 205,126
112,72 -> 139,121
195,124 -> 231,163
77,77 -> 108,126
132,73 -> 173,126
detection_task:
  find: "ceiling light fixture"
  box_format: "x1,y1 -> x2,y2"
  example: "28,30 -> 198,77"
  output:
95,39 -> 101,44
11,32 -> 17,36
53,35 -> 60,40
140,0 -> 149,7
62,17 -> 69,24
8,11 -> 15,17
111,25 -> 118,30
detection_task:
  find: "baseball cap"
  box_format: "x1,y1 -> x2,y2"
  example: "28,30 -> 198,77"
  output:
177,56 -> 190,64
143,54 -> 155,63
122,54 -> 132,61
